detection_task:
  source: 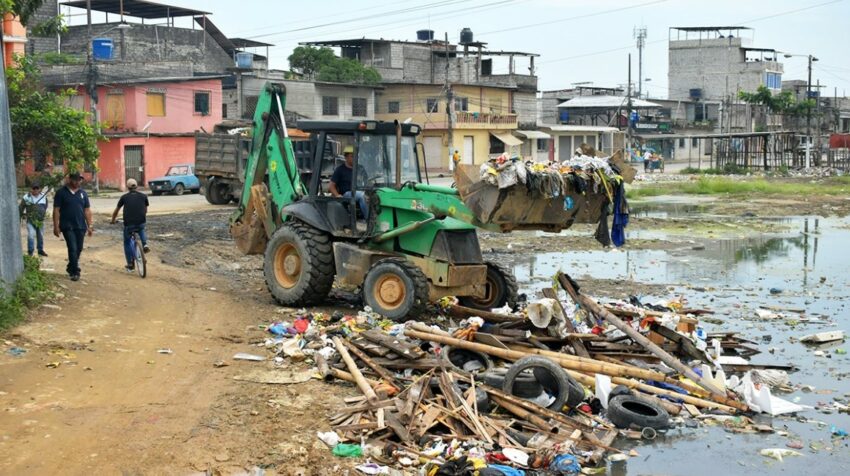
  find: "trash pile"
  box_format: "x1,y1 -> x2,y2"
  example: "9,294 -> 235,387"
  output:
229,271 -> 828,474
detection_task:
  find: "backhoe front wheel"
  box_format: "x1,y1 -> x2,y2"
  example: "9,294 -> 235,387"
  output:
263,222 -> 335,306
459,261 -> 519,311
363,259 -> 429,321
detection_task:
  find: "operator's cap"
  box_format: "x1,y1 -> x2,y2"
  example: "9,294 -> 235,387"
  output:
343,146 -> 354,155
126,178 -> 138,189
68,172 -> 82,180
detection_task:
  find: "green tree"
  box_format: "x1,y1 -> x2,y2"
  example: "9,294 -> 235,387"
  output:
288,46 -> 381,85
6,55 -> 101,173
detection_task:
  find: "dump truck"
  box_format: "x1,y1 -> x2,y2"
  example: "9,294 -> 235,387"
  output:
231,82 -> 612,320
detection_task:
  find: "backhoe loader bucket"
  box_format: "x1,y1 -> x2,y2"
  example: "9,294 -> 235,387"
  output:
230,185 -> 271,255
454,163 -> 609,233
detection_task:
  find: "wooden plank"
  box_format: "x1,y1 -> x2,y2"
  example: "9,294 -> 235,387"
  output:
361,329 -> 425,360
343,339 -> 401,389
333,336 -> 379,404
384,411 -> 411,442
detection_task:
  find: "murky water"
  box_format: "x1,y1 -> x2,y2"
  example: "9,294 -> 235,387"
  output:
508,204 -> 850,475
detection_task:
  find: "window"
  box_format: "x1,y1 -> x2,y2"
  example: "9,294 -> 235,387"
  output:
194,91 -> 211,116
426,98 -> 439,113
454,97 -> 469,112
352,97 -> 368,117
222,104 -> 228,118
678,138 -> 685,148
146,92 -> 165,117
489,134 -> 505,155
691,137 -> 699,147
322,96 -> 339,116
765,72 -> 782,90
388,101 -> 400,113
536,138 -> 548,152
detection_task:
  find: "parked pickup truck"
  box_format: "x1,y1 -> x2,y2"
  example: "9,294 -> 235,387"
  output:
147,164 -> 201,195
195,130 -> 342,205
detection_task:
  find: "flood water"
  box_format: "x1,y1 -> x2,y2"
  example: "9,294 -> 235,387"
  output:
507,203 -> 850,475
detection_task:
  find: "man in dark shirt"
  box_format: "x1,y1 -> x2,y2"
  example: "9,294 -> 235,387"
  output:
111,179 -> 150,272
53,173 -> 92,281
329,146 -> 368,218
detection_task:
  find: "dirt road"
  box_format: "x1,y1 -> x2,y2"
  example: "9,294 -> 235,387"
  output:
0,214 -> 354,475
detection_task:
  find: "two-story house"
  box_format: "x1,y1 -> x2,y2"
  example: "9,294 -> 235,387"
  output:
67,76 -> 223,190
306,32 -> 540,170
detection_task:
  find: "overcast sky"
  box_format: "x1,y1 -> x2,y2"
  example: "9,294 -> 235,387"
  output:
68,0 -> 850,97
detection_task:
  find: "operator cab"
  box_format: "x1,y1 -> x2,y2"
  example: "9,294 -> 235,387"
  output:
294,120 -> 424,237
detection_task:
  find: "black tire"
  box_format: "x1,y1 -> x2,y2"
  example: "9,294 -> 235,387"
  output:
482,370 -> 542,398
503,355 -> 575,411
263,222 -> 334,305
152,191 -> 163,196
606,394 -> 670,430
133,233 -> 147,279
533,367 -> 585,408
173,183 -> 185,196
608,385 -> 632,402
362,258 -> 429,321
458,261 -> 518,311
441,346 -> 493,374
205,179 -> 231,205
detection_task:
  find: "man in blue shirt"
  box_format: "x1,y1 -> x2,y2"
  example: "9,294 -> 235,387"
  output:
52,173 -> 93,281
329,146 -> 368,218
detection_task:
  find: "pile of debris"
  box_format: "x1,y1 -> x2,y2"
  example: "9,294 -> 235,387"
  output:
241,272 -> 811,474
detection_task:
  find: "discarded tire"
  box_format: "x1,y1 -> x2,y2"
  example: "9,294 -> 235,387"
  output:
482,370 -> 542,398
441,346 -> 493,374
532,366 -> 585,408
608,384 -> 632,401
606,394 -> 670,430
503,356 -> 576,411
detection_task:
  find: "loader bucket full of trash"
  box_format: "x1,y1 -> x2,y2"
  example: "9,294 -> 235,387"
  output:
454,147 -> 636,234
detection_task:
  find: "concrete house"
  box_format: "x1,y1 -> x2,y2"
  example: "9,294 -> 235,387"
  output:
306,31 -> 540,169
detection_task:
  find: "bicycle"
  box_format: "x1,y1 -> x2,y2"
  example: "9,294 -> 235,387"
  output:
129,229 -> 147,278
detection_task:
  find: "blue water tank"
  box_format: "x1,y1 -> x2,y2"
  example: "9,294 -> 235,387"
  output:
235,52 -> 253,69
559,111 -> 569,122
92,38 -> 113,61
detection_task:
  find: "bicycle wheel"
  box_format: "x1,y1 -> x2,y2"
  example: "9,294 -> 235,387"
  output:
133,233 -> 147,278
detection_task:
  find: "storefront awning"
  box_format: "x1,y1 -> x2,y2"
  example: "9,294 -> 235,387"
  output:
514,130 -> 551,140
490,131 -> 523,147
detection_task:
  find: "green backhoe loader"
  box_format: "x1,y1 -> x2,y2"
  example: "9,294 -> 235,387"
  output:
230,82 -> 609,319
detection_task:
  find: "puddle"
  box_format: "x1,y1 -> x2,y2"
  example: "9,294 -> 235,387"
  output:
506,213 -> 850,474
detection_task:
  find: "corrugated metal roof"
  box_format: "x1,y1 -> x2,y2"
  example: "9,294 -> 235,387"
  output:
62,0 -> 210,18
557,96 -> 662,109
542,125 -> 620,133
514,130 -> 550,139
490,132 -> 523,147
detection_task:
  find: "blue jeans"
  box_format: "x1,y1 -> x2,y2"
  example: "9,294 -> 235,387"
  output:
26,221 -> 44,255
343,191 -> 369,219
123,224 -> 148,266
61,229 -> 85,276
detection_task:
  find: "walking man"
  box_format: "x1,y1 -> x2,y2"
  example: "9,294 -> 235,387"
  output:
19,183 -> 49,257
110,179 -> 150,272
53,173 -> 93,281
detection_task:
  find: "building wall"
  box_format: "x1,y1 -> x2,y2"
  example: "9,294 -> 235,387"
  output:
96,136 -> 195,190
234,77 -> 376,121
375,83 -> 515,130
668,37 -> 784,101
24,0 -> 58,56
62,22 -> 233,73
2,14 -> 27,66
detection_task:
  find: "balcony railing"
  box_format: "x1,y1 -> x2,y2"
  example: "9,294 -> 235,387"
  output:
456,111 -> 518,127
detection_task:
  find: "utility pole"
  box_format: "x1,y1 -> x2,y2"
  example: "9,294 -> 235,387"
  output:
86,0 -> 101,192
634,26 -> 646,98
806,54 -> 814,168
445,32 -> 455,170
626,54 -> 633,159
0,23 -> 25,289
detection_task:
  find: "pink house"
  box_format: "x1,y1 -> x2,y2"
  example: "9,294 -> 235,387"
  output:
71,76 -> 223,190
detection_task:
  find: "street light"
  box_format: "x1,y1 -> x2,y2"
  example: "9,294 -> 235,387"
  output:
782,53 -> 819,167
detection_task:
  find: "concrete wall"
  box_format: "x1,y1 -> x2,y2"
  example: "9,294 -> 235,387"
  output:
62,22 -> 233,74
25,0 -> 58,56
669,37 -> 783,101
375,83 -> 515,130
97,136 -> 195,190
0,53 -> 23,289
236,78 -> 377,121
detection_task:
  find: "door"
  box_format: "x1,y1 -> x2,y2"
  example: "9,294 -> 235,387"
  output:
558,136 -> 572,161
124,145 -> 144,185
423,136 -> 442,170
463,136 -> 474,164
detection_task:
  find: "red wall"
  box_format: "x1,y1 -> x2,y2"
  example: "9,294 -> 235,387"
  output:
96,136 -> 195,190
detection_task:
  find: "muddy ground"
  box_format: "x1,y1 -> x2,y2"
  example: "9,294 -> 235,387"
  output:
2,190 -> 849,474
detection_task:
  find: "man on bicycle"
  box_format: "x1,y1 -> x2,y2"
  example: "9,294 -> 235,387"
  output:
110,179 -> 150,272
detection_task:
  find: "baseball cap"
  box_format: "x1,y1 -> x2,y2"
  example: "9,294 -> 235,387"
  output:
343,146 -> 354,155
126,178 -> 138,189
68,172 -> 83,180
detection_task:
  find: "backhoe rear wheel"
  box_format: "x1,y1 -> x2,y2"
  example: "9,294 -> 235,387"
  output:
263,222 -> 334,306
458,261 -> 518,311
363,258 -> 429,321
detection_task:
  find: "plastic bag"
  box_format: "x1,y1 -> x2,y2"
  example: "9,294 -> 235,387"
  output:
332,443 -> 363,457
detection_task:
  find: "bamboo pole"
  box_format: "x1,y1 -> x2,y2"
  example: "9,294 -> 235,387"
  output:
490,395 -> 559,434
405,329 -> 746,412
445,304 -> 524,323
558,273 -> 728,398
333,336 -> 379,404
344,339 -> 401,390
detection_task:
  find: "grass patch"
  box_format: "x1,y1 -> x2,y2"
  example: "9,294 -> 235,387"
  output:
628,176 -> 850,199
679,164 -> 749,175
0,256 -> 53,330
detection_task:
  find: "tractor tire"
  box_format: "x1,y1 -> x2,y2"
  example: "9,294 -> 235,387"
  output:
173,183 -> 185,196
263,222 -> 335,306
205,179 -> 231,205
363,258 -> 429,321
458,261 -> 518,311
